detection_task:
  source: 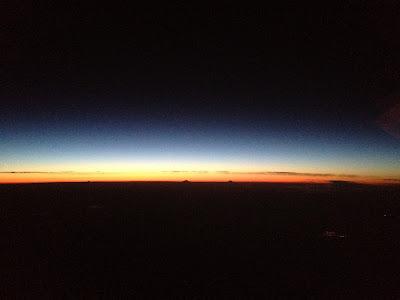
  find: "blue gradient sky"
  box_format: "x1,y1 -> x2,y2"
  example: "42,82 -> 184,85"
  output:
2,100 -> 400,183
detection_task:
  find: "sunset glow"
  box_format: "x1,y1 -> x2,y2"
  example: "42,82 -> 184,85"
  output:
1,167 -> 397,184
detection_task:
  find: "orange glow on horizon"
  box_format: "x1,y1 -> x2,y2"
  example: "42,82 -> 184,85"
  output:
0,170 -> 397,185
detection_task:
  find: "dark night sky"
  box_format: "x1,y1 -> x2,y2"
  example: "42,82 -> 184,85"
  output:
2,2 -> 400,182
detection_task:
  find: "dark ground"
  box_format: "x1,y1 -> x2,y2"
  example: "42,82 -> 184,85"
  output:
1,182 -> 400,298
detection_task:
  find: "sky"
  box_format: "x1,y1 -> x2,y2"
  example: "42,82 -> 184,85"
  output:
2,3 -> 400,184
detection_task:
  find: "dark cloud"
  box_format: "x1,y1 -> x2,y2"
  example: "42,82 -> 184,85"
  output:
215,171 -> 360,178
384,178 -> 400,182
329,180 -> 359,185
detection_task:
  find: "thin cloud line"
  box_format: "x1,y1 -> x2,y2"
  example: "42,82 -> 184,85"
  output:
161,170 -> 360,177
215,171 -> 360,178
384,178 -> 400,182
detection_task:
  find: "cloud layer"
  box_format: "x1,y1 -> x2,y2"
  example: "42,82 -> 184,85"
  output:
163,170 -> 361,178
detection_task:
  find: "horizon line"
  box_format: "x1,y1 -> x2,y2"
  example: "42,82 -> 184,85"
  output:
0,179 -> 399,186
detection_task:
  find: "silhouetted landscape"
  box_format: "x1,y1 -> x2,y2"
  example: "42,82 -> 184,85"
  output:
2,182 -> 400,298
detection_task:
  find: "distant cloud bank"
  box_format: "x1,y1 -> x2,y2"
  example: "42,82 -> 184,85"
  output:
216,171 -> 360,178
162,170 -> 360,178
